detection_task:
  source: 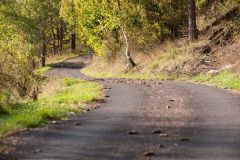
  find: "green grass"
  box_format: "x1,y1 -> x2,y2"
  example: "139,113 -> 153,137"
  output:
0,78 -> 102,136
193,71 -> 240,90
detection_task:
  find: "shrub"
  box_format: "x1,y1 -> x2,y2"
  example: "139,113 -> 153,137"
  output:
0,25 -> 41,109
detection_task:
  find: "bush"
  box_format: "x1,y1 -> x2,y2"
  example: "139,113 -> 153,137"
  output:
0,25 -> 41,106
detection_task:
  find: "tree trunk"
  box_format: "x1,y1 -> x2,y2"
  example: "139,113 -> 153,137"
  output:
113,28 -> 120,44
71,30 -> 76,52
51,26 -> 57,54
117,0 -> 136,67
70,1 -> 76,52
57,28 -> 60,52
59,20 -> 64,52
121,27 -> 136,67
188,0 -> 198,41
41,33 -> 46,67
31,58 -> 36,69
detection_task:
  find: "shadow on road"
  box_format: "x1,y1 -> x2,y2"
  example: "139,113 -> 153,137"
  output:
49,61 -> 86,69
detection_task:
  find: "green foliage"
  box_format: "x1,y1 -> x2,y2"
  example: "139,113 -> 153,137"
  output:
61,0 -> 119,56
0,0 -> 68,114
196,0 -> 208,8
60,0 -> 188,57
0,24 -> 40,102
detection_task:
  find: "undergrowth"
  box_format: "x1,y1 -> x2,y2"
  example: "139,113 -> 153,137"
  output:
0,78 -> 102,136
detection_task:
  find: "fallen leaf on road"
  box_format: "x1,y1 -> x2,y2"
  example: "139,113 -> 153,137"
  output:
92,105 -> 100,109
127,130 -> 138,135
33,149 -> 42,154
158,144 -> 164,148
152,129 -> 162,134
103,87 -> 111,90
73,122 -> 81,126
143,151 -> 155,156
179,137 -> 191,141
141,81 -> 146,85
159,133 -> 168,137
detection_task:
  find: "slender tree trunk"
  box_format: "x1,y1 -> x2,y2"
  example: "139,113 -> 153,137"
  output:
59,20 -> 64,52
113,28 -> 120,44
31,58 -> 36,69
71,30 -> 76,52
51,26 -> 57,54
41,33 -> 46,67
117,0 -> 136,67
188,0 -> 198,41
189,0 -> 198,41
121,27 -> 136,67
57,28 -> 60,52
70,1 -> 76,52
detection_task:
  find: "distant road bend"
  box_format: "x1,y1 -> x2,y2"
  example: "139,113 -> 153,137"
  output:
1,56 -> 240,160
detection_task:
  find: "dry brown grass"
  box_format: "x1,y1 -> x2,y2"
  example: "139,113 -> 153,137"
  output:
83,38 -> 209,76
40,78 -> 62,98
214,35 -> 240,73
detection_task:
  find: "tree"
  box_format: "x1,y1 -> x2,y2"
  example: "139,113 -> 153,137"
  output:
0,0 -> 69,105
117,0 -> 136,67
60,0 -> 77,52
1,0 -> 66,67
60,0 -> 191,64
0,12 -> 39,101
189,0 -> 198,41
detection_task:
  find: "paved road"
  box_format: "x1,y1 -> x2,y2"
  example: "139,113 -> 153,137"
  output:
1,57 -> 240,160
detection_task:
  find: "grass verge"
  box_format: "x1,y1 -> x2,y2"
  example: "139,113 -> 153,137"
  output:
0,78 -> 102,137
193,71 -> 240,90
81,68 -> 177,80
82,66 -> 240,91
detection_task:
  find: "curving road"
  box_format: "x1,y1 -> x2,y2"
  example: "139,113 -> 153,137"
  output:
1,56 -> 240,160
